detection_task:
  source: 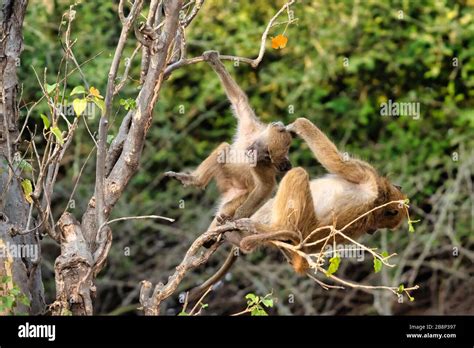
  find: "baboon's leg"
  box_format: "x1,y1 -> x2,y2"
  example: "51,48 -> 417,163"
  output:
240,167 -> 318,273
268,167 -> 318,238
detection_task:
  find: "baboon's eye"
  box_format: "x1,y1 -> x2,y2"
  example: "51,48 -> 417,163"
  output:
384,209 -> 399,217
394,185 -> 402,191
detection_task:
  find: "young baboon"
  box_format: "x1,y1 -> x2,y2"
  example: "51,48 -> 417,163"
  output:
240,117 -> 407,273
165,50 -> 293,234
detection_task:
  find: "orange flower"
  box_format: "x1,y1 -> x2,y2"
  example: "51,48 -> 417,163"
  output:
271,34 -> 288,49
89,86 -> 103,99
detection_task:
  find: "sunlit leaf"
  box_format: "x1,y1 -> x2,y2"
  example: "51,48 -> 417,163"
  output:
89,86 -> 103,99
51,126 -> 64,145
326,254 -> 341,276
45,83 -> 58,95
21,179 -> 33,204
261,297 -> 273,308
72,98 -> 88,117
373,257 -> 382,273
70,85 -> 86,96
93,97 -> 105,114
40,114 -> 50,129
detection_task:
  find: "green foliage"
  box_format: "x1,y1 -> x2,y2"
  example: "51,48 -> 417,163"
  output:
244,292 -> 274,316
120,98 -> 137,111
0,276 -> 31,315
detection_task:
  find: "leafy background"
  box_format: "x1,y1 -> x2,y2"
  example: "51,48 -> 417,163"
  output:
18,0 -> 473,315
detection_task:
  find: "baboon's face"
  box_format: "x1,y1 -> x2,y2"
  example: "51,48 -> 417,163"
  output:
373,178 -> 407,231
247,122 -> 292,172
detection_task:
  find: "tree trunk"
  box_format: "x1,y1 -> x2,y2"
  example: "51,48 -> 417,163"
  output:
0,0 -> 45,315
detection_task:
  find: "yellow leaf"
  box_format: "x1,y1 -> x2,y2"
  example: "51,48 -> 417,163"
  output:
21,179 -> 33,204
72,98 -> 88,117
271,34 -> 288,50
89,86 -> 103,99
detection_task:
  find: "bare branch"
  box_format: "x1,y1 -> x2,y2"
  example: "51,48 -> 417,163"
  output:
164,0 -> 295,78
95,0 -> 144,246
139,222 -> 239,315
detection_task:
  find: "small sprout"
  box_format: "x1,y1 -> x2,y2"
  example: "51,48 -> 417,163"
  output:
373,257 -> 382,273
325,253 -> 341,276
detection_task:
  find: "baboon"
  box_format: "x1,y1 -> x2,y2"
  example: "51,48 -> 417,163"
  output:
165,50 -> 292,240
240,117 -> 407,273
166,51 -> 293,301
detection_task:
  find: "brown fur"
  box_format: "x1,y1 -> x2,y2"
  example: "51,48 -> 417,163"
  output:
165,51 -> 292,231
241,118 -> 407,274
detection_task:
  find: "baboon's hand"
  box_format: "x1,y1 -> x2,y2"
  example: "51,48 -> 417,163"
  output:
202,50 -> 220,62
233,218 -> 257,235
286,117 -> 311,137
216,213 -> 232,226
270,121 -> 286,132
164,171 -> 195,187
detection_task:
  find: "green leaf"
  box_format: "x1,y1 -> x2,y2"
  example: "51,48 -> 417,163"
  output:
325,254 -> 341,276
201,303 -> 208,309
1,276 -> 12,283
381,251 -> 389,258
2,295 -> 14,309
107,134 -> 115,144
40,114 -> 50,129
72,98 -> 88,117
21,179 -> 33,204
398,284 -> 405,294
408,219 -> 421,233
261,297 -> 273,308
373,257 -> 382,273
178,311 -> 190,316
51,126 -> 64,145
119,98 -> 137,111
17,159 -> 33,172
45,83 -> 58,95
250,307 -> 267,316
18,294 -> 31,307
245,293 -> 257,305
70,86 -> 86,96
93,97 -> 105,114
